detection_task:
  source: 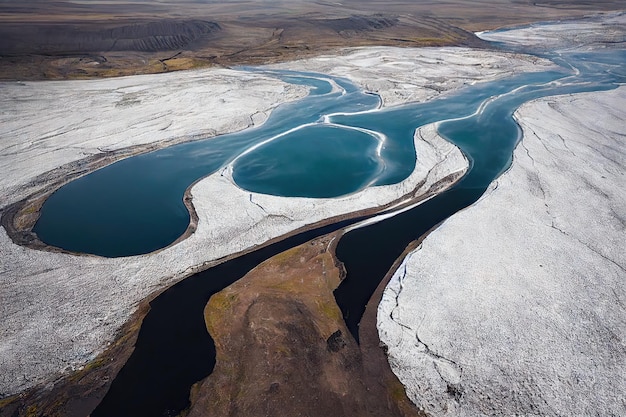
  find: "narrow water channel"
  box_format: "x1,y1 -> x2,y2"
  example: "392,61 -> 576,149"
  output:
88,45 -> 625,416
6,15 -> 614,414
33,74 -> 380,256
335,49 -> 625,338
92,216 -> 367,417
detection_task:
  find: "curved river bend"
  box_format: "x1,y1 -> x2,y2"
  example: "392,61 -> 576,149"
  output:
29,30 -> 626,417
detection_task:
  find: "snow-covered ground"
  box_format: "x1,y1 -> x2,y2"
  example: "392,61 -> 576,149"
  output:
378,74 -> 626,417
271,46 -> 555,106
378,13 -> 626,416
0,69 -> 307,206
0,46 -> 550,397
477,11 -> 626,51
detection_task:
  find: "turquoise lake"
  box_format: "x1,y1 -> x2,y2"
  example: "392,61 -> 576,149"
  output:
33,49 -> 626,257
28,19 -> 626,417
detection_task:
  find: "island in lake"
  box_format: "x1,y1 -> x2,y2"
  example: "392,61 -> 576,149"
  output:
0,1 -> 624,416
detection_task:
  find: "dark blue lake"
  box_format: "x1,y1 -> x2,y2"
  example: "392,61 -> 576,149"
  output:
32,21 -> 623,417
33,48 -> 625,257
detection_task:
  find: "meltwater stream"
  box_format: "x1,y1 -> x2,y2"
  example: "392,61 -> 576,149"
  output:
87,47 -> 626,416
334,49 -> 626,338
13,13 -> 620,411
33,73 -> 381,256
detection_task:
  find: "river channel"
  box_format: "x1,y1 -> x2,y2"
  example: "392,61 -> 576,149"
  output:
30,23 -> 626,417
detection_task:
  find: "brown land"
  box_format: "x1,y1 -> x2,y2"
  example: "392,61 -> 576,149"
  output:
0,161 -> 464,416
1,1 -> 624,416
186,235 -> 422,417
1,0 -> 623,80
0,161 -> 463,416
0,233 -> 426,417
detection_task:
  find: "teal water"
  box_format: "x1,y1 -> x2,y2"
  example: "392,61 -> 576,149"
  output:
233,124 -> 383,197
70,24 -> 625,417
33,72 -> 380,256
335,48 -> 626,340
33,48 -> 625,257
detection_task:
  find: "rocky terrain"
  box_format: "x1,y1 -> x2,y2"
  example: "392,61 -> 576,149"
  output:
0,44 -> 555,414
0,20 -> 222,55
1,0 -> 623,80
1,7 -> 624,415
378,85 -> 626,417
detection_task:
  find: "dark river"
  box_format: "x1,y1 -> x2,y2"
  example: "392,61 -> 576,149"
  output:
30,22 -> 625,417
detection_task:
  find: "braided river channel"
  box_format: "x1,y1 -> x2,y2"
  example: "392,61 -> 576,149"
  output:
32,25 -> 626,417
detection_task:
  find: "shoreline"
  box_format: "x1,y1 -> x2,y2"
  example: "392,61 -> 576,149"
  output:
0,69 -> 309,254
0,45 -> 557,402
377,80 -> 626,417
377,15 -> 626,415
2,134 -> 206,253
1,46 -> 554,256
0,165 -> 467,417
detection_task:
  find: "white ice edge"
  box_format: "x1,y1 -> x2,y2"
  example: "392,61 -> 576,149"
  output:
0,44 -> 560,396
